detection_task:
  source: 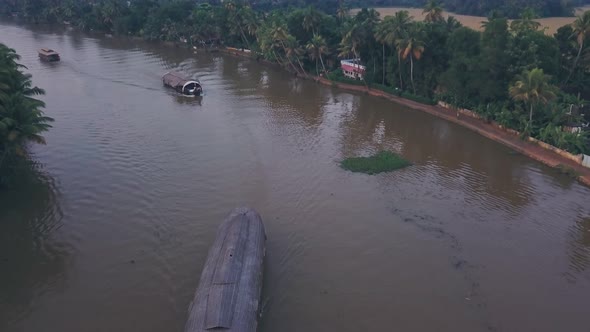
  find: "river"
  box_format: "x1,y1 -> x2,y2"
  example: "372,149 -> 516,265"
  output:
0,21 -> 589,332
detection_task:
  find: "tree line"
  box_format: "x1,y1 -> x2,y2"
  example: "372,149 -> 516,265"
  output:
1,0 -> 589,155
0,44 -> 53,185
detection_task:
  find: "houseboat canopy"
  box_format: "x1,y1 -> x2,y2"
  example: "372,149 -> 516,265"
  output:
163,72 -> 202,96
38,48 -> 60,61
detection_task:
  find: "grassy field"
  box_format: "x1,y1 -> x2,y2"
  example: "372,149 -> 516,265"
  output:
352,6 -> 590,35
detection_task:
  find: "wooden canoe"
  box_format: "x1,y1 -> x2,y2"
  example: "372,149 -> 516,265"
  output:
184,207 -> 266,332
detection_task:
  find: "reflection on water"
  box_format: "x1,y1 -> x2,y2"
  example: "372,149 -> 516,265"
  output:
338,96 -> 537,213
0,159 -> 65,329
172,94 -> 203,106
567,216 -> 590,280
1,19 -> 590,332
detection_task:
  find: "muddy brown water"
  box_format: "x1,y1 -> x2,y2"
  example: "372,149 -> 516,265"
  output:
1,21 -> 589,332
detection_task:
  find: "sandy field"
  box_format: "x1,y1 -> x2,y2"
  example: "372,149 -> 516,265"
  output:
351,6 -> 590,35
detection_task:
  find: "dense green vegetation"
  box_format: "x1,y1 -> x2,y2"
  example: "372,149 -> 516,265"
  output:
341,151 -> 411,174
0,44 -> 53,185
1,0 -> 589,154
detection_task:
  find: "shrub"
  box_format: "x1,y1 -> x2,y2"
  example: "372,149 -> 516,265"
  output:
436,91 -> 477,110
401,92 -> 436,105
372,83 -> 401,96
326,69 -> 366,86
538,124 -> 590,155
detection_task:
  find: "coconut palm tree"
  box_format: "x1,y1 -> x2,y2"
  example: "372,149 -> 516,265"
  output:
375,20 -> 391,85
445,16 -> 462,32
302,6 -> 322,34
339,22 -> 370,87
423,0 -> 444,23
510,7 -> 541,32
99,0 -> 123,33
306,34 -> 329,77
391,11 -> 413,90
375,11 -> 412,87
364,9 -> 381,28
398,26 -> 425,94
566,10 -> 590,83
481,10 -> 504,30
341,8 -> 380,57
242,6 -> 259,38
257,27 -> 283,65
509,68 -> 557,130
390,11 -> 413,31
228,5 -> 253,50
0,44 -> 53,171
284,35 -> 307,76
271,25 -> 299,72
224,1 -> 236,12
337,3 -> 349,22
339,22 -> 363,61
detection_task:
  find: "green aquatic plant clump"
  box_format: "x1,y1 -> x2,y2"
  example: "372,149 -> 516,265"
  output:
340,151 -> 411,175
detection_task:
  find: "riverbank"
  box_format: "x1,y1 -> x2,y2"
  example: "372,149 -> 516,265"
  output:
219,47 -> 590,187
316,77 -> 590,186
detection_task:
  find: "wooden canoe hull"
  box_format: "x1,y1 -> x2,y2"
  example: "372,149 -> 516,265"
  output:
185,208 -> 266,332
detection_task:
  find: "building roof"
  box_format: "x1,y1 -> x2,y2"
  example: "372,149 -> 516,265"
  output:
38,48 -> 59,56
340,59 -> 366,72
163,72 -> 189,88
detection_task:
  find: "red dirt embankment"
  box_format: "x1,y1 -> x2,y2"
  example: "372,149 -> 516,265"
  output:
317,77 -> 590,187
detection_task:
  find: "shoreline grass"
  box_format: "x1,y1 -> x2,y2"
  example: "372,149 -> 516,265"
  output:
557,164 -> 580,178
340,151 -> 411,175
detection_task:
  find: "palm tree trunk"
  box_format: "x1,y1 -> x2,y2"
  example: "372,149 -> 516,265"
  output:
381,43 -> 385,85
272,49 -> 285,67
354,50 -> 369,90
566,40 -> 584,84
529,103 -> 533,128
295,55 -> 308,77
397,51 -> 403,90
319,54 -> 327,76
239,27 -> 251,50
410,55 -> 415,94
315,58 -> 319,77
280,41 -> 299,73
382,43 -> 385,85
0,147 -> 10,173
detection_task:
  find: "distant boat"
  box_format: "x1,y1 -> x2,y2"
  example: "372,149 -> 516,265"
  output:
162,72 -> 202,96
38,48 -> 60,62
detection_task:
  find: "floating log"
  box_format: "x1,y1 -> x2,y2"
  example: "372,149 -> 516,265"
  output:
185,207 -> 266,332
